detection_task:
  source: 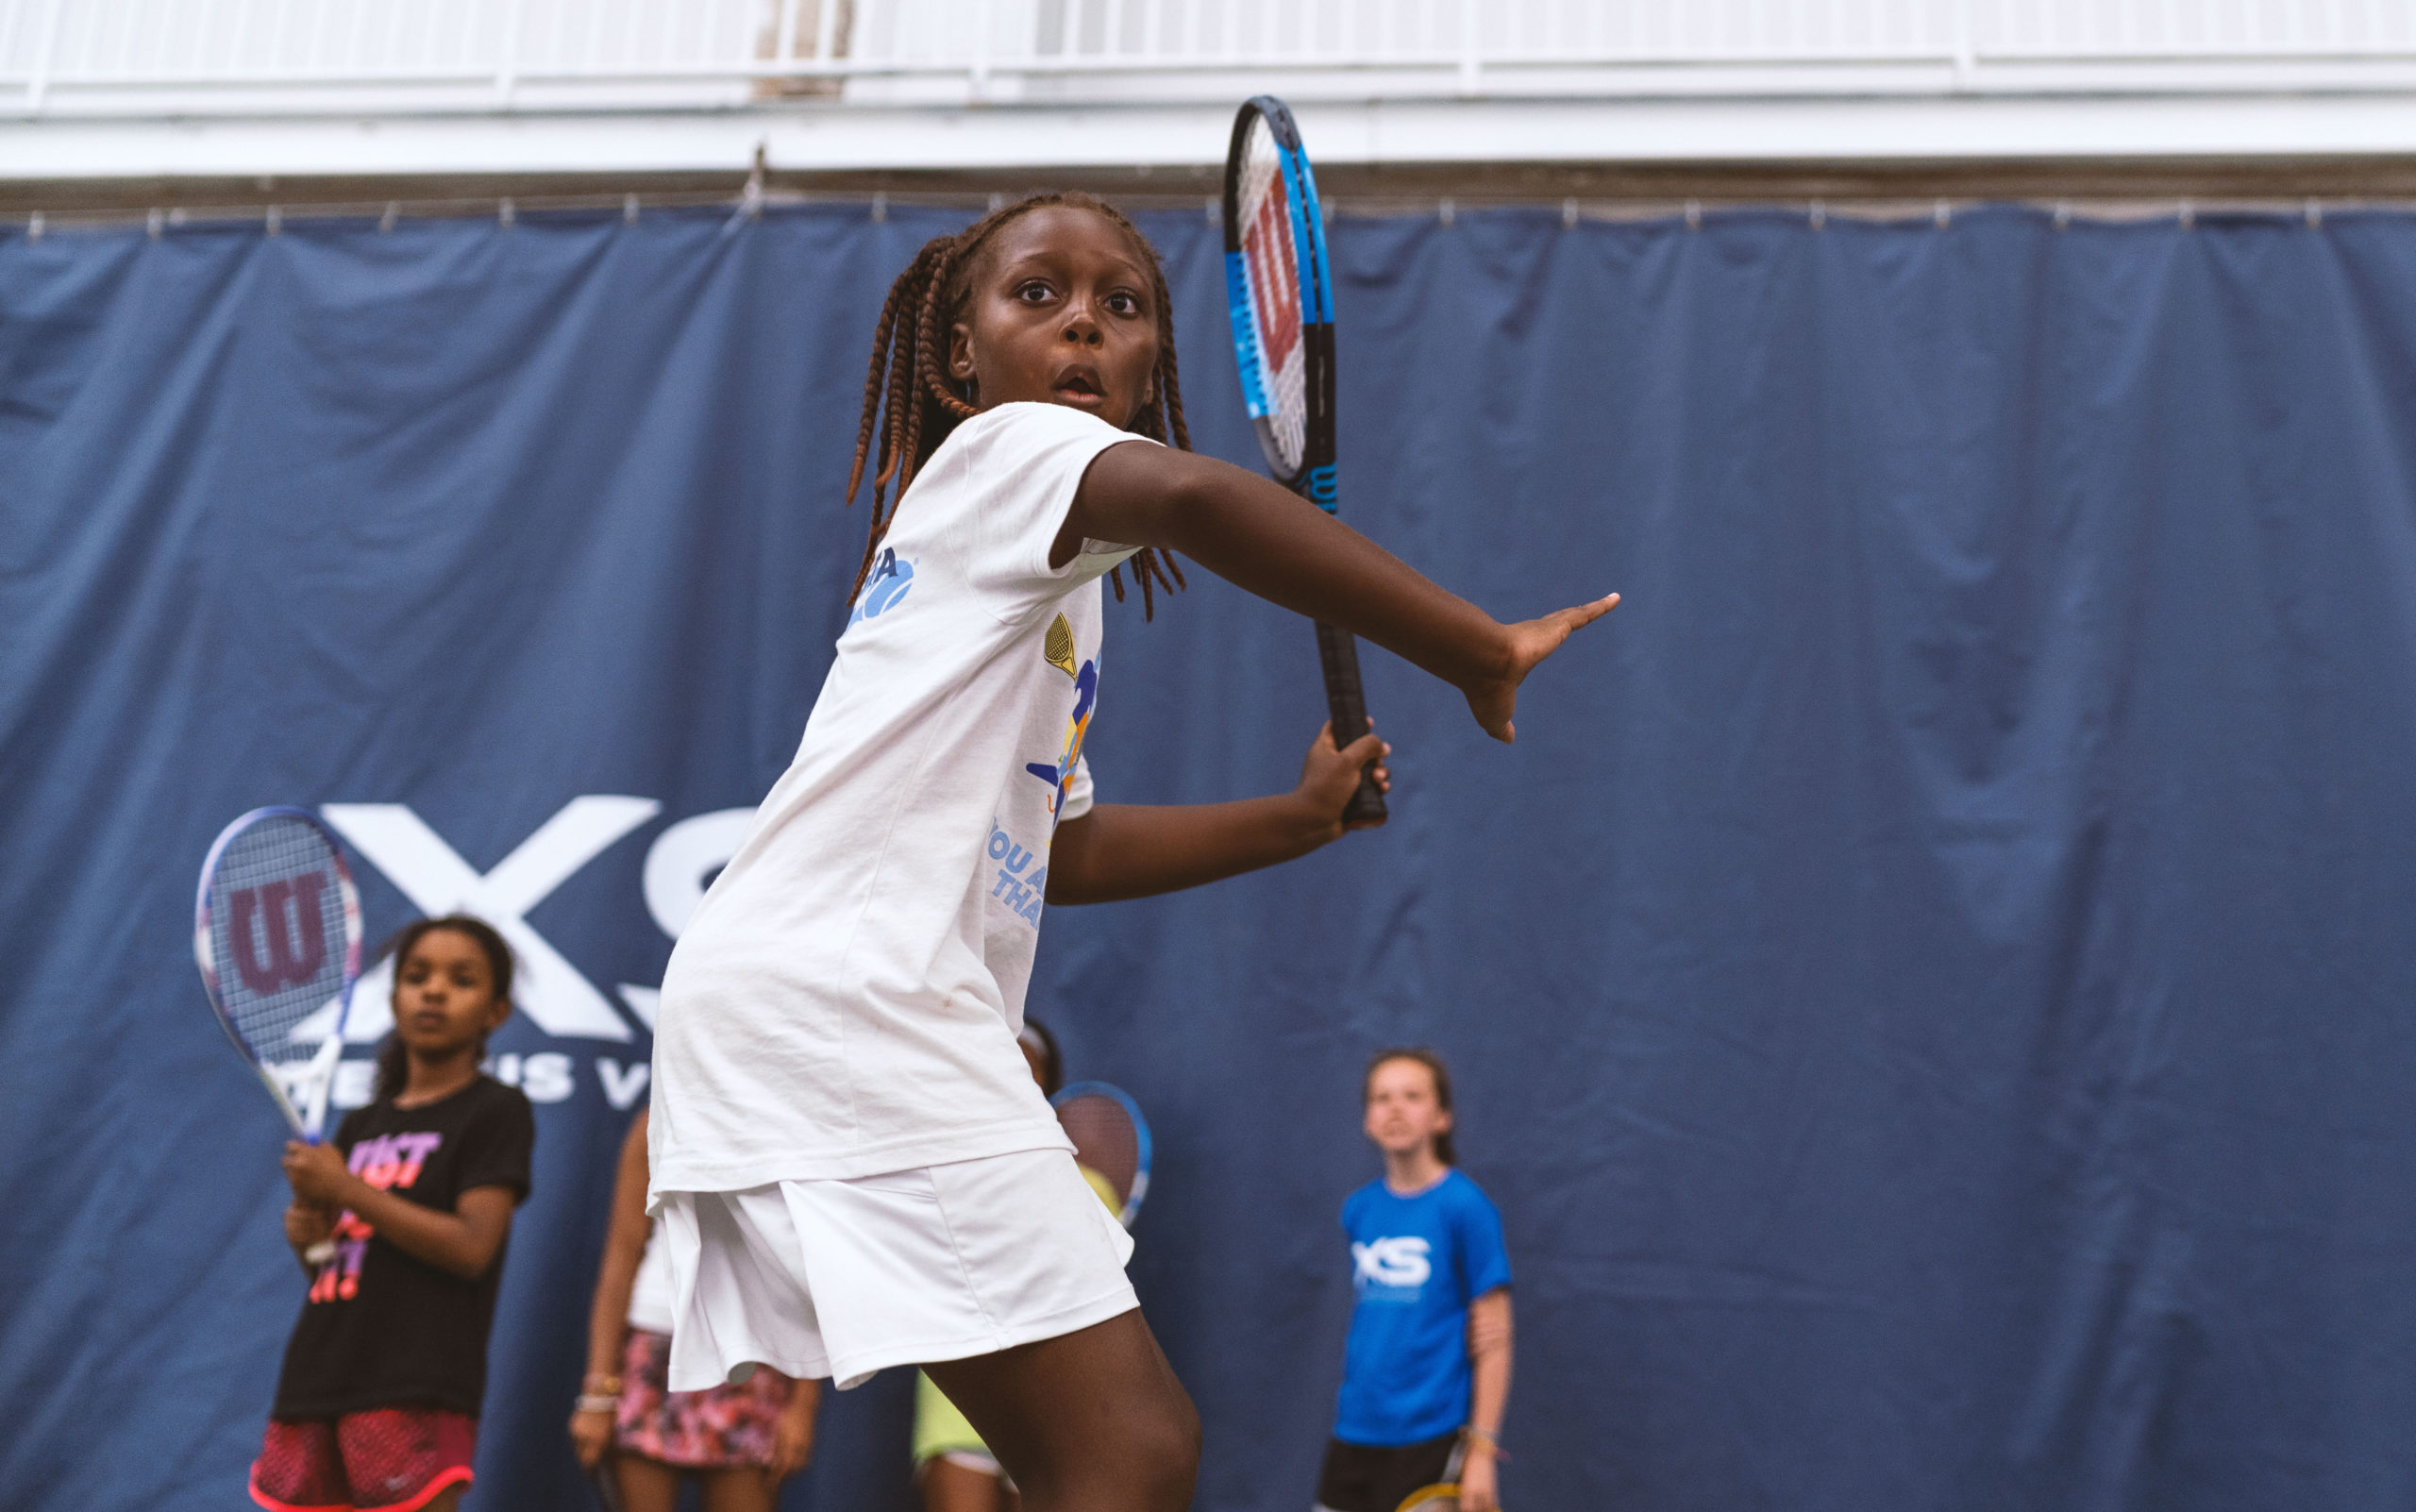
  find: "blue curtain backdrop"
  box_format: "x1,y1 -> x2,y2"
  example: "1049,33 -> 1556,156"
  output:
6,199 -> 2416,1512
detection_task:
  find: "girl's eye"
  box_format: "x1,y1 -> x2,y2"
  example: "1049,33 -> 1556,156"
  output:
1106,292 -> 1139,316
1017,281 -> 1053,303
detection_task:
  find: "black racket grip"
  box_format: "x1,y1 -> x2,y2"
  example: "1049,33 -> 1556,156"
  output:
1314,620 -> 1388,825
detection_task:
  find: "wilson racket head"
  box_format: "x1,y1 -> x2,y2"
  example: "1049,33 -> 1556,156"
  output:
1224,94 -> 1336,503
1051,1080 -> 1152,1229
1394,1486 -> 1468,1512
194,807 -> 363,1139
1225,93 -> 1385,824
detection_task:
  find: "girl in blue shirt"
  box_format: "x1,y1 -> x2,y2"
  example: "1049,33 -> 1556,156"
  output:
1317,1050 -> 1514,1512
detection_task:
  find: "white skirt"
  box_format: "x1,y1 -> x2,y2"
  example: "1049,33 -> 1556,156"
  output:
656,1146 -> 1138,1393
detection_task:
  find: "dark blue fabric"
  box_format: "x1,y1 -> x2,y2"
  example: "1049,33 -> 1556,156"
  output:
7,201 -> 2416,1512
1335,1170 -> 1511,1447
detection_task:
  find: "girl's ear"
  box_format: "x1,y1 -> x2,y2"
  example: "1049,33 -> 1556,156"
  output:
949,321 -> 977,384
484,996 -> 512,1033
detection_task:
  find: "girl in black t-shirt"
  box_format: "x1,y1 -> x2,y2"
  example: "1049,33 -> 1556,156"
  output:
249,916 -> 536,1512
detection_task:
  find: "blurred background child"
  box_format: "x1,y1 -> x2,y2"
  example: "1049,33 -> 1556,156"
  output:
1314,1050 -> 1513,1512
912,1019 -> 1124,1512
571,1103 -> 820,1512
252,916 -> 535,1512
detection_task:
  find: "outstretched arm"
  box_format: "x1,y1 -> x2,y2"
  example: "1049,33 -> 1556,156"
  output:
570,1109 -> 652,1469
1061,444 -> 1616,743
1046,725 -> 1389,905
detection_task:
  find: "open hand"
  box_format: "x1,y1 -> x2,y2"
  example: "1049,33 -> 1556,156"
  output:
764,1404 -> 816,1484
1459,1447 -> 1501,1512
1296,722 -> 1392,835
281,1141 -> 354,1206
1462,593 -> 1619,742
568,1404 -> 614,1470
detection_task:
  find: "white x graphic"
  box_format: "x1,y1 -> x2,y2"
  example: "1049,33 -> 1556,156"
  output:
317,798 -> 659,1043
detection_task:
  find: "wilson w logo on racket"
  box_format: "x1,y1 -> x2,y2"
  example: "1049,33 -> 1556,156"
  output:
195,807 -> 365,1143
1245,188 -> 1303,372
228,876 -> 331,992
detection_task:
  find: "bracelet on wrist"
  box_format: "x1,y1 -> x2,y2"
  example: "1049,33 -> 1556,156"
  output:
575,1394 -> 620,1414
582,1374 -> 623,1393
1463,1427 -> 1506,1459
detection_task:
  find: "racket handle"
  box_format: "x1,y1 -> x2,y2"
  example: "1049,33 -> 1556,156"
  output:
1314,620 -> 1389,826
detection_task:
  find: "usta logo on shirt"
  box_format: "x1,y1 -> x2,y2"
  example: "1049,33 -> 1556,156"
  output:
847,548 -> 916,627
1353,1235 -> 1433,1290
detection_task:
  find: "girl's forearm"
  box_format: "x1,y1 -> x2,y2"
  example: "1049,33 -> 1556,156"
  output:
1077,445 -> 1510,687
1044,796 -> 1336,905
1469,1337 -> 1512,1438
1467,1291 -> 1514,1438
585,1250 -> 641,1381
334,1177 -> 507,1280
588,1116 -> 656,1380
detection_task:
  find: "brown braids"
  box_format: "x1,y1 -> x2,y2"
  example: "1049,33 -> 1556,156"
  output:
841,191 -> 1191,616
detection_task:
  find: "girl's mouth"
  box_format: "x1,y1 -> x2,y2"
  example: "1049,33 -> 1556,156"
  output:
1053,369 -> 1104,405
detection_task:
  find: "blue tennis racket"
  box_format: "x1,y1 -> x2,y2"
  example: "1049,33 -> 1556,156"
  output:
1051,1081 -> 1152,1230
1225,94 -> 1384,825
194,807 -> 364,1144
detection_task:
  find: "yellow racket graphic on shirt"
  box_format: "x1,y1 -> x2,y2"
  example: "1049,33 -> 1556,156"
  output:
1045,613 -> 1079,680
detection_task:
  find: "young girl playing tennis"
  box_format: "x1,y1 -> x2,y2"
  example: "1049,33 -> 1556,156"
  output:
570,1103 -> 821,1512
252,916 -> 536,1512
647,191 -> 1611,1512
1315,1050 -> 1512,1512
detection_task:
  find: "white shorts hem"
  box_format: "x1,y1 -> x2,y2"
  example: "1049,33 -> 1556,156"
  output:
658,1148 -> 1138,1394
826,1287 -> 1140,1388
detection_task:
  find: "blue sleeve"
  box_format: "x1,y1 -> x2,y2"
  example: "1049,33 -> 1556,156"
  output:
1456,1182 -> 1513,1301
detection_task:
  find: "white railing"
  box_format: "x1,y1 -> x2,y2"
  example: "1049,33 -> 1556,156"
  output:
5,0 -> 2416,115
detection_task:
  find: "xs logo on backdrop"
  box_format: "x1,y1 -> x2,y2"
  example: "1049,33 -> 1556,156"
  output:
315,798 -> 661,1043
1353,1236 -> 1433,1291
296,798 -> 756,1049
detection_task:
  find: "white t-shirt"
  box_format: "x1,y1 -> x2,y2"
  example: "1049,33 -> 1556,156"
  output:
649,403 -> 1144,1196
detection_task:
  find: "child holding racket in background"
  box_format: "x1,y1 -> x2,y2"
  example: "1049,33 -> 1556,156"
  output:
647,190 -> 1610,1512
571,1103 -> 821,1512
911,1019 -> 1128,1512
1316,1050 -> 1512,1512
252,916 -> 535,1512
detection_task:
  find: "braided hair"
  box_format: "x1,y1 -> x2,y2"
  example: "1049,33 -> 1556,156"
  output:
842,191 -> 1191,616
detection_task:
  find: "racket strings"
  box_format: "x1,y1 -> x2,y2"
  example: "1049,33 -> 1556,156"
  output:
1235,121 -> 1310,473
1058,1095 -> 1142,1200
207,819 -> 352,1063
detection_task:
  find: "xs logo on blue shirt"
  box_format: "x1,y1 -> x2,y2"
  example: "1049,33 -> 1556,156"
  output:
1353,1236 -> 1433,1291
847,548 -> 915,627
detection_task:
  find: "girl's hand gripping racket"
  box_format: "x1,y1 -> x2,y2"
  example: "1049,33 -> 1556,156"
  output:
195,807 -> 364,1263
1224,94 -> 1386,826
1051,1081 -> 1153,1230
